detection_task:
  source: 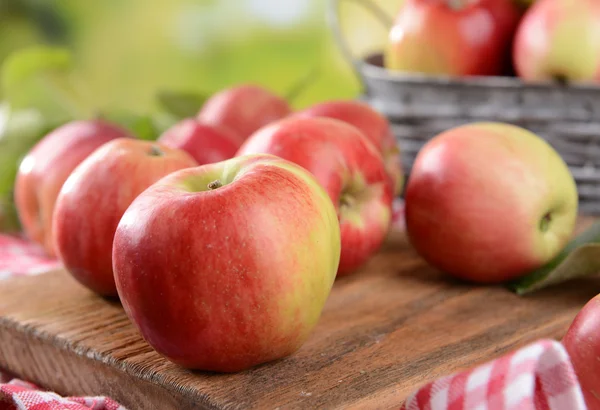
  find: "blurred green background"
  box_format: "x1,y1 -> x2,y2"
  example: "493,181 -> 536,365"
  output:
0,0 -> 403,113
0,0 -> 403,232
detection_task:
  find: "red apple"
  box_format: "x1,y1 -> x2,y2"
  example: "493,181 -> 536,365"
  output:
237,117 -> 394,277
513,0 -> 600,83
384,0 -> 522,76
158,118 -> 241,165
295,100 -> 404,195
15,119 -> 134,256
112,154 -> 341,372
405,122 -> 578,283
197,84 -> 292,142
53,139 -> 197,297
563,294 -> 600,410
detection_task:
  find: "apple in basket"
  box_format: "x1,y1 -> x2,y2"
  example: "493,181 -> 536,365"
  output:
112,154 -> 341,372
295,100 -> 405,196
404,122 -> 578,283
513,0 -> 600,83
237,117 -> 394,277
384,0 -> 522,76
197,84 -> 292,142
563,294 -> 600,410
158,118 -> 241,165
53,139 -> 197,297
14,119 -> 134,257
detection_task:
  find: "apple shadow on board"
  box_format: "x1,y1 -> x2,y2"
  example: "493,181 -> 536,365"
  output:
385,220 -> 600,303
380,223 -> 600,304
386,225 -> 600,305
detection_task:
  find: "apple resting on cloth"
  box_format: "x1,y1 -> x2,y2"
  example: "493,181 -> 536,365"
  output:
237,117 -> 394,277
15,119 -> 134,257
295,100 -> 404,196
563,294 -> 600,410
53,139 -> 197,297
513,0 -> 600,82
404,122 -> 578,284
158,118 -> 241,165
384,0 -> 522,76
112,154 -> 341,372
197,84 -> 292,142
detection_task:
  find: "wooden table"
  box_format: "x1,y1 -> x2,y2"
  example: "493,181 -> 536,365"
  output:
0,219 -> 598,409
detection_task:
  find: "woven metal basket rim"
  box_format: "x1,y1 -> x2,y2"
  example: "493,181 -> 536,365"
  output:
358,52 -> 600,93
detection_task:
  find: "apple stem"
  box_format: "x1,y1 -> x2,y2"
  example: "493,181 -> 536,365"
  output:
208,180 -> 223,190
149,145 -> 164,157
553,74 -> 569,86
340,193 -> 356,209
540,213 -> 552,232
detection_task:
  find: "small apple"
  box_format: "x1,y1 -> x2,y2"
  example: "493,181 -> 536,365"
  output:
237,117 -> 394,277
158,118 -> 240,165
295,100 -> 404,195
112,154 -> 341,372
197,84 -> 292,142
563,294 -> 600,410
384,0 -> 522,76
513,0 -> 600,83
405,122 -> 578,283
14,119 -> 134,256
53,139 -> 197,297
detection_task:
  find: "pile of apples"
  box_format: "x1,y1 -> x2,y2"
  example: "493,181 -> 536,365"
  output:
12,81 -> 581,374
384,0 -> 600,83
13,84 -> 402,372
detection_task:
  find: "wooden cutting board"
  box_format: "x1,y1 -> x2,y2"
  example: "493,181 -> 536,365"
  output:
1,218 -> 599,410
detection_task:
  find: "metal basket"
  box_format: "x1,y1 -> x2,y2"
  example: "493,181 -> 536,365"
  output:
328,0 -> 600,215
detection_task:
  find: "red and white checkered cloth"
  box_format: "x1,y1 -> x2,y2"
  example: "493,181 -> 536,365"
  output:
400,339 -> 587,410
0,379 -> 126,410
0,212 -> 591,409
0,235 -> 60,279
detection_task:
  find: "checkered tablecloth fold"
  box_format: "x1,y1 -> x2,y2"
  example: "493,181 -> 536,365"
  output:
0,379 -> 127,410
401,339 -> 587,410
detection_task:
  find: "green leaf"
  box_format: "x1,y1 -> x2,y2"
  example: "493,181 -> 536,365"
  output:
0,104 -> 63,233
129,116 -> 158,141
508,220 -> 600,295
0,106 -> 56,194
1,45 -> 70,89
151,111 -> 179,135
0,194 -> 20,233
156,90 -> 208,119
101,110 -> 159,141
1,46 -> 92,120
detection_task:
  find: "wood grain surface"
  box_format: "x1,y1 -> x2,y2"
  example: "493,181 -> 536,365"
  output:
1,218 -> 599,410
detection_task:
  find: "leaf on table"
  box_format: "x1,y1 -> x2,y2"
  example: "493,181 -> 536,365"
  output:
156,90 -> 208,119
508,220 -> 600,295
1,46 -> 92,120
